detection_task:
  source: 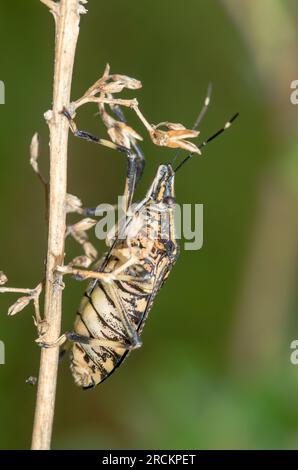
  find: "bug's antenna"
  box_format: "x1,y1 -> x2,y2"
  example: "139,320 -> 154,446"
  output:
174,112 -> 239,173
171,83 -> 213,167
192,83 -> 213,130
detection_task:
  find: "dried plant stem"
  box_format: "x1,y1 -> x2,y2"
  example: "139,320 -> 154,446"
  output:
31,0 -> 84,450
73,96 -> 138,111
0,287 -> 35,294
131,103 -> 153,132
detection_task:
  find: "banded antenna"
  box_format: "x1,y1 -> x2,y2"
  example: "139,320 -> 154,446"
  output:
174,112 -> 239,173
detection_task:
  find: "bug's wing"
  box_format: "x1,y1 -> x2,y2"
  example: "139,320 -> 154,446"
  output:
72,275 -> 143,387
136,254 -> 177,335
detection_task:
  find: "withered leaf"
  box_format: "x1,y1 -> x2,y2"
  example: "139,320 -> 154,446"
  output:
83,242 -> 98,261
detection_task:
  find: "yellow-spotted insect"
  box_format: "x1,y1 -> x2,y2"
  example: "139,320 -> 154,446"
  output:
43,91 -> 238,389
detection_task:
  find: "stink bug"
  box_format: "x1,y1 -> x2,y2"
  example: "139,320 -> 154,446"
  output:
41,87 -> 238,388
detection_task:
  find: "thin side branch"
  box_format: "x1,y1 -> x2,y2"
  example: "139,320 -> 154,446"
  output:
73,96 -> 138,111
0,287 -> 34,294
0,281 -> 44,332
40,0 -> 58,12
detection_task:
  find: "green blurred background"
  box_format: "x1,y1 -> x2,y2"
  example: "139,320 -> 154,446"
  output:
0,0 -> 298,450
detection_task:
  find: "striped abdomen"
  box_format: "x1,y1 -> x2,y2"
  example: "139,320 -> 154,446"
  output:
70,257 -> 154,388
70,196 -> 179,388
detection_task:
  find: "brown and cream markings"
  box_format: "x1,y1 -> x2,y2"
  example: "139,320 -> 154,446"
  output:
71,164 -> 179,388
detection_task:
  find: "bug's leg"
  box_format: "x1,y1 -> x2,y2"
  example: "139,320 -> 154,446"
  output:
93,247 -> 146,345
58,338 -> 72,362
56,265 -> 117,282
38,331 -> 142,350
83,204 -> 118,217
80,153 -> 140,216
63,109 -> 141,214
36,332 -> 68,348
56,240 -> 152,286
82,159 -> 139,217
55,254 -> 139,283
37,266 -> 145,349
63,109 -> 130,155
87,249 -> 146,347
123,153 -> 138,211
110,102 -> 145,191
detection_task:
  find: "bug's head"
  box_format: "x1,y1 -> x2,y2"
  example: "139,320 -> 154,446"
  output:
147,164 -> 176,205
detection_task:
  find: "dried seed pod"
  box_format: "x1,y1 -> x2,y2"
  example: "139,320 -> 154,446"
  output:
8,296 -> 31,316
111,74 -> 142,90
69,255 -> 93,269
154,122 -> 187,131
99,81 -> 128,94
30,133 -> 40,174
0,271 -> 8,286
83,242 -> 98,261
71,218 -> 97,233
66,194 -> 83,214
108,122 -> 143,149
150,128 -> 201,154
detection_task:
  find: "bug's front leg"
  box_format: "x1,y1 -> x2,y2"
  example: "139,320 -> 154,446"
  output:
63,109 -> 142,214
63,108 -> 131,155
81,154 -> 139,217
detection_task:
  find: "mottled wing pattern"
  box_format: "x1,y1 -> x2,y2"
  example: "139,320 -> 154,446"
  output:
70,180 -> 179,388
